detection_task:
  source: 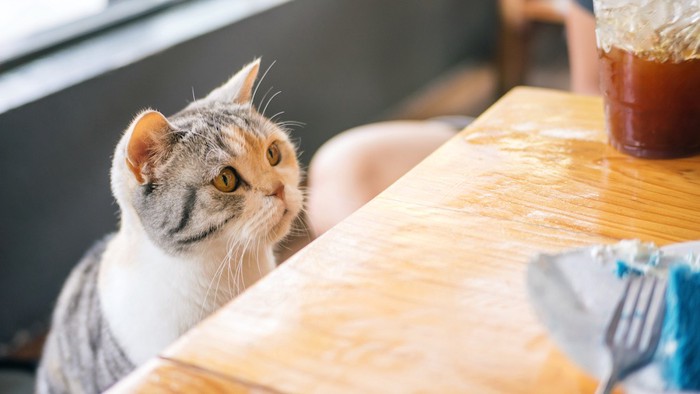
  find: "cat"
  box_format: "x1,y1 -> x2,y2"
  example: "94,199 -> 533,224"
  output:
35,59 -> 303,393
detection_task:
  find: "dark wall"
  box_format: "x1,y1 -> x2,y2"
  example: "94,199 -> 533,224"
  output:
0,0 -> 496,346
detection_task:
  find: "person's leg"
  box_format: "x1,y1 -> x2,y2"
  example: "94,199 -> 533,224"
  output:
306,120 -> 456,236
566,0 -> 599,95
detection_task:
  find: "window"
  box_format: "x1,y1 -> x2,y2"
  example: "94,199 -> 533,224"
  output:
0,0 -> 187,70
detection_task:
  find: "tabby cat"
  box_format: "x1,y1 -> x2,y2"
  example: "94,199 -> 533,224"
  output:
36,60 -> 302,393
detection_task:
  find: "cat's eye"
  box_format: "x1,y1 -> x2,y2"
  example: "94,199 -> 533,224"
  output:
212,167 -> 239,192
267,142 -> 281,166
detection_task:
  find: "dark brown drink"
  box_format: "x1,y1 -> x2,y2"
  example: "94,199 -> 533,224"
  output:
598,46 -> 700,159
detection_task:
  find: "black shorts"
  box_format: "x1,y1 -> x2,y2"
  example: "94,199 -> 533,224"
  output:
575,0 -> 594,13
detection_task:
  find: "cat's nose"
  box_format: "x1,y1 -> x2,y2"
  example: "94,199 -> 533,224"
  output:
267,183 -> 285,201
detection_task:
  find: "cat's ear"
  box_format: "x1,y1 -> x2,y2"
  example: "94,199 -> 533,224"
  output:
204,59 -> 260,105
125,110 -> 173,184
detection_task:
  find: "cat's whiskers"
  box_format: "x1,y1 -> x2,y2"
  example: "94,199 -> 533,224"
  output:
256,237 -> 264,277
290,215 -> 313,239
270,111 -> 285,122
235,234 -> 254,294
284,186 -> 312,239
199,229 -> 249,320
251,60 -> 276,107
242,236 -> 259,285
233,221 -> 255,294
199,249 -> 231,321
270,113 -> 306,135
257,86 -> 275,113
224,231 -> 239,299
275,121 -> 306,133
277,120 -> 305,126
211,254 -> 230,311
224,229 -> 253,300
262,91 -> 282,117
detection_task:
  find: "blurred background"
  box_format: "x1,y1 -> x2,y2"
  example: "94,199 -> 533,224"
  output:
0,0 -> 570,387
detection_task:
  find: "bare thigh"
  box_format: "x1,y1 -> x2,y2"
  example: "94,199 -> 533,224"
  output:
306,120 -> 456,236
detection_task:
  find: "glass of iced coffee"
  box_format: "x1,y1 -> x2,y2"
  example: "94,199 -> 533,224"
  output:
594,0 -> 700,159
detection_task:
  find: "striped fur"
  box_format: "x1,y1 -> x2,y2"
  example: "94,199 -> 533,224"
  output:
36,60 -> 302,393
36,237 -> 134,393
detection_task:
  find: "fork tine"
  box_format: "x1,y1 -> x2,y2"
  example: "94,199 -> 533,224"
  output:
646,280 -> 667,349
621,276 -> 645,345
632,277 -> 658,348
606,278 -> 633,345
597,274 -> 668,394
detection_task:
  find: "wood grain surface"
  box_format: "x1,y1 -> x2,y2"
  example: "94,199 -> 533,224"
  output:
112,87 -> 700,393
110,358 -> 275,393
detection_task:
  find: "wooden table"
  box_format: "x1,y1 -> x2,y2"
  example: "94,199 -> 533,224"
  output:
112,88 -> 700,393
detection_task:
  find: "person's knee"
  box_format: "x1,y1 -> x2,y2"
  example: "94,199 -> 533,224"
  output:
308,131 -> 373,197
307,121 -> 457,235
309,120 -> 455,187
307,125 -> 395,236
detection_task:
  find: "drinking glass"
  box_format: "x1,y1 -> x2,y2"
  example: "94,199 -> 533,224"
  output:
594,0 -> 700,159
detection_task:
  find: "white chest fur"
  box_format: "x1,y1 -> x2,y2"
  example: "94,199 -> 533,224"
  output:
97,230 -> 275,364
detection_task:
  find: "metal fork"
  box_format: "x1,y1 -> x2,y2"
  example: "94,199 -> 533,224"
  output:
595,275 -> 667,394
